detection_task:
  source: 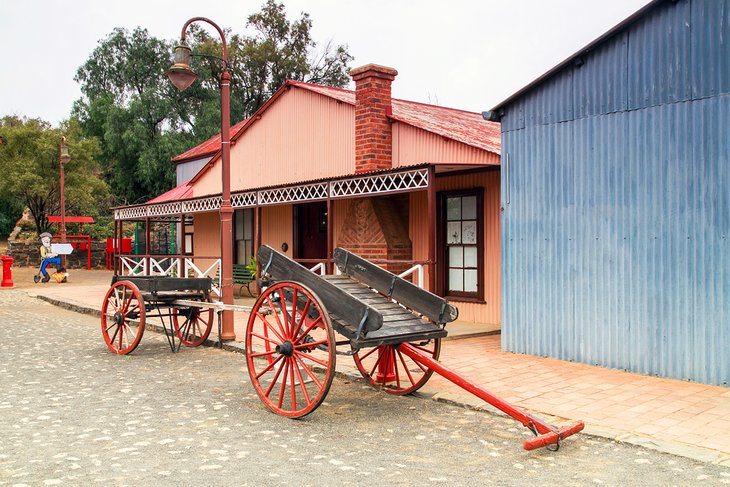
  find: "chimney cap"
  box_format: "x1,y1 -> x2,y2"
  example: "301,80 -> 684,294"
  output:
349,63 -> 398,81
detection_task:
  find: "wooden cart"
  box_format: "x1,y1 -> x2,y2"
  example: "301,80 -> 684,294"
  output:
100,275 -> 215,354
247,246 -> 584,451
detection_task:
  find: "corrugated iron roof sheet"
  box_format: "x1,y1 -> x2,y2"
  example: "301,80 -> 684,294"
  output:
288,80 -> 501,154
145,182 -> 193,204
171,119 -> 248,162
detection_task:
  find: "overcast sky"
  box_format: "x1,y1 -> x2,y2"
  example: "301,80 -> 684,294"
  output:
1,0 -> 650,126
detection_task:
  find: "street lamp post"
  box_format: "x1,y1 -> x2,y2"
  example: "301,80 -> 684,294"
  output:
59,137 -> 70,268
165,17 -> 235,341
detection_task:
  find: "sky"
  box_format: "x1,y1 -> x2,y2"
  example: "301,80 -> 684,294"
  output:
1,0 -> 651,126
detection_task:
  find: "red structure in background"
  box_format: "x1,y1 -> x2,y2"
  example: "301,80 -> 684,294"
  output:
48,216 -> 95,270
1,255 -> 14,287
105,238 -> 132,270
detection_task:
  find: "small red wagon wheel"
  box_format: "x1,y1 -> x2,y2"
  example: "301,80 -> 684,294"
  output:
245,281 -> 336,418
101,280 -> 146,355
353,339 -> 441,395
172,298 -> 213,347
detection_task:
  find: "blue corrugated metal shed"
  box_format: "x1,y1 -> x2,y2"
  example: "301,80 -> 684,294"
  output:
492,0 -> 730,386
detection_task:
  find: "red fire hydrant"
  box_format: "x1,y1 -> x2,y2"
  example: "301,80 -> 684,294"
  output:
1,255 -> 14,288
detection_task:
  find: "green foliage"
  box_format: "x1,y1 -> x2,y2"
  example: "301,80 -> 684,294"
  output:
0,116 -> 111,235
73,0 -> 353,204
245,255 -> 257,277
0,196 -> 24,237
85,216 -> 115,240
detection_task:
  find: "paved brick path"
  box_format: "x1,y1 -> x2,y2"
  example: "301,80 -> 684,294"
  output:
5,266 -> 730,466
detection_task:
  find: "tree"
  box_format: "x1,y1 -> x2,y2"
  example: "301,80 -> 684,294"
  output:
73,0 -> 353,204
0,116 -> 110,235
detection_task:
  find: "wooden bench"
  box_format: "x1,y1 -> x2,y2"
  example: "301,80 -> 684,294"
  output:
233,264 -> 255,297
214,264 -> 255,297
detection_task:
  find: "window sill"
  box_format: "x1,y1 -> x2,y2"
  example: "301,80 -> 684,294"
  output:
445,296 -> 486,304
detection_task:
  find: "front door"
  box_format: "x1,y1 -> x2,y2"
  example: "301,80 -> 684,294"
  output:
293,202 -> 328,267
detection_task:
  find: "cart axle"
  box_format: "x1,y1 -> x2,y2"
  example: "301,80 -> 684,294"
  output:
398,343 -> 584,451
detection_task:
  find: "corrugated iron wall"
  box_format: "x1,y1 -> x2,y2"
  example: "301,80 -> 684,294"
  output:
500,0 -> 730,385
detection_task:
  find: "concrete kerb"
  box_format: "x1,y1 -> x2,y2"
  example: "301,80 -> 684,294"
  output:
29,290 -> 730,467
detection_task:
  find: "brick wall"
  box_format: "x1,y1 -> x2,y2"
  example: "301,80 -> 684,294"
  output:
338,195 -> 412,275
350,64 -> 398,173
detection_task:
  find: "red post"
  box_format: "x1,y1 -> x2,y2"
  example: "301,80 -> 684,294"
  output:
59,137 -> 70,269
1,255 -> 14,287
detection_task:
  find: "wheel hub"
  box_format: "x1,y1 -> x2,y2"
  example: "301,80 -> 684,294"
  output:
113,311 -> 125,325
276,340 -> 294,357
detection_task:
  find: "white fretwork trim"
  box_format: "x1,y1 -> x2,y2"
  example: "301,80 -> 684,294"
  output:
115,167 -> 430,220
182,196 -> 221,214
258,182 -> 328,206
330,167 -> 429,199
231,191 -> 257,208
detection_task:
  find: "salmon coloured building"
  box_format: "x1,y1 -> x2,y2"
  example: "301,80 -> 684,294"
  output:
113,64 -> 502,335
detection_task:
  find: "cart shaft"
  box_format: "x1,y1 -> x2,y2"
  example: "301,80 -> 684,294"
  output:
398,343 -> 584,451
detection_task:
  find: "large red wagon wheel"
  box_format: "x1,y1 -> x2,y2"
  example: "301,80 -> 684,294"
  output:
172,298 -> 213,347
245,281 -> 335,418
101,280 -> 146,355
353,339 -> 441,395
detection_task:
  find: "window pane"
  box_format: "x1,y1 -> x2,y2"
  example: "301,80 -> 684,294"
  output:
446,197 -> 461,221
462,220 -> 477,244
235,209 -> 244,240
464,246 -> 477,267
464,269 -> 478,292
449,246 -> 463,267
447,222 -> 462,244
462,196 -> 477,220
449,268 -> 463,291
243,208 -> 253,239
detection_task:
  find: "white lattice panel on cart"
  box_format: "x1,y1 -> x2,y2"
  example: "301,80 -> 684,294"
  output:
182,196 -> 222,214
258,182 -> 328,206
231,191 -> 257,208
330,168 -> 429,198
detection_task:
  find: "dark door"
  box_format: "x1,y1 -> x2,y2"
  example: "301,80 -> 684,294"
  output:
293,202 -> 328,265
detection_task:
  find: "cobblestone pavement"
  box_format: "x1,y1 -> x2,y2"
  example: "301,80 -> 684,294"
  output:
1,289 -> 728,487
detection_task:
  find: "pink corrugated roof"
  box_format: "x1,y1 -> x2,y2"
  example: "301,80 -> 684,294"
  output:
171,119 -> 248,162
288,80 -> 501,154
146,182 -> 193,204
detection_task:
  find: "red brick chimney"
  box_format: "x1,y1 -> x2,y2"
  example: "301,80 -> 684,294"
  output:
349,63 -> 398,173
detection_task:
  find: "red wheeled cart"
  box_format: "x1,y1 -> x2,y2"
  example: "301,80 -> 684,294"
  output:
100,276 -> 215,354
247,246 -> 584,451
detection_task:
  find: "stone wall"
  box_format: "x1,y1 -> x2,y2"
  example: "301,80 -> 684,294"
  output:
7,240 -> 108,269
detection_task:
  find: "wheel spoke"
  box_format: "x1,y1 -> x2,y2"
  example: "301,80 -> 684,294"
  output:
367,347 -> 388,380
249,331 -> 282,348
291,298 -> 311,339
266,295 -> 288,339
293,353 -> 323,389
292,359 -> 312,405
294,338 -> 328,350
396,348 -> 417,387
294,350 -> 329,368
257,353 -> 285,380
256,312 -> 286,343
289,360 -> 297,410
297,315 -> 323,341
276,359 -> 290,409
